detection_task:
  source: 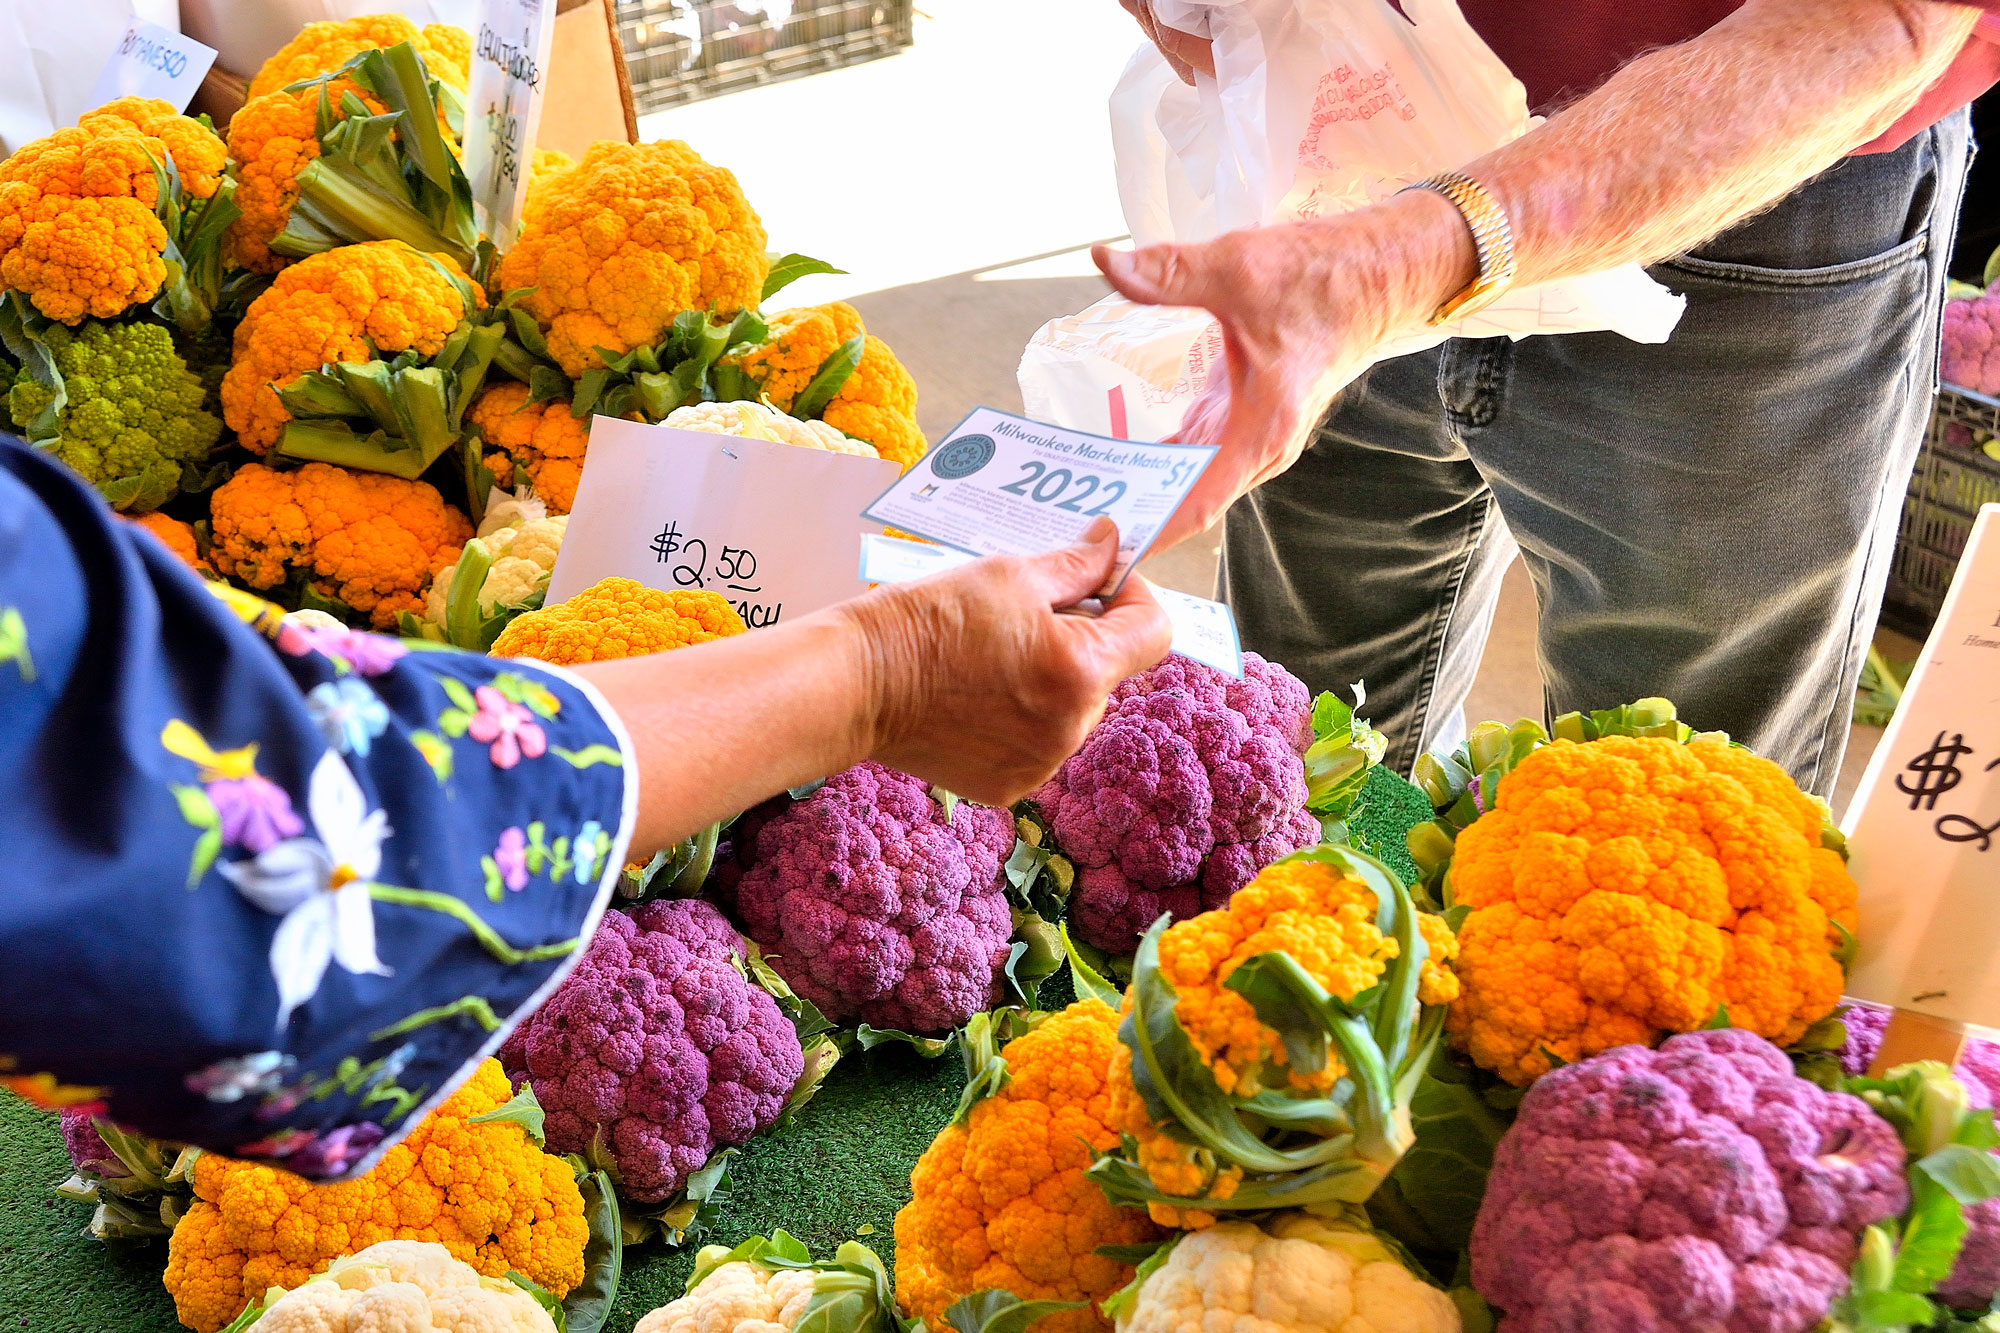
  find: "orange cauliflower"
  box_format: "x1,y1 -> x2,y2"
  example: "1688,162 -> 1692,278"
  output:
470,382 -> 591,513
126,512 -> 210,574
220,241 -> 473,454
494,140 -> 768,377
162,1060 -> 587,1333
248,14 -> 472,100
1445,734 -> 1856,1086
522,147 -> 576,226
222,80 -> 383,274
1102,857 -> 1459,1228
0,99 -> 225,323
491,576 -> 746,664
208,462 -> 471,628
727,302 -> 926,468
894,1002 -> 1163,1333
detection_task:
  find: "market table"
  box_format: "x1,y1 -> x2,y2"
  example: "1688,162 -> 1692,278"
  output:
0,768 -> 1433,1333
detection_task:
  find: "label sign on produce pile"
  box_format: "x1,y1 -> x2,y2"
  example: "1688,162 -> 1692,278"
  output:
862,407 -> 1216,597
858,533 -> 1245,676
1847,503 -> 2000,1029
546,416 -> 903,623
462,0 -> 558,252
88,19 -> 216,113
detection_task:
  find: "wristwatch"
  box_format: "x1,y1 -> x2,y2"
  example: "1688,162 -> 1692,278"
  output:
1400,171 -> 1517,324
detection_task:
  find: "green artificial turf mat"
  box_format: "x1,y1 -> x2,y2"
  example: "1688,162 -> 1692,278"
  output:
0,770 -> 1434,1331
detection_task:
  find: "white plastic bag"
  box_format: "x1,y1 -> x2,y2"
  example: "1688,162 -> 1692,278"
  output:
1020,0 -> 1686,441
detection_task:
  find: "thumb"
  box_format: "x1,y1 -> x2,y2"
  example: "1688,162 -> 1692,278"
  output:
1080,575 -> 1175,677
1095,241 -> 1224,312
1022,515 -> 1121,605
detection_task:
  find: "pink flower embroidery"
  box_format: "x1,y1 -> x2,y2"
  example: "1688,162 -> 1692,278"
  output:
207,775 -> 303,853
297,627 -> 408,676
466,685 -> 547,769
494,826 -> 529,891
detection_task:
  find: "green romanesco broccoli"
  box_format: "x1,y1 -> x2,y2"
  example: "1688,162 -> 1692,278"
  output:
8,320 -> 223,512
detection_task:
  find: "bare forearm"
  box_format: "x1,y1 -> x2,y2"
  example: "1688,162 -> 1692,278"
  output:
1481,0 -> 1978,286
1364,0 -> 1981,324
576,612 -> 875,853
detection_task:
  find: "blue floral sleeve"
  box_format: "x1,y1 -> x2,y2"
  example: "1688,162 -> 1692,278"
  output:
0,437 -> 634,1181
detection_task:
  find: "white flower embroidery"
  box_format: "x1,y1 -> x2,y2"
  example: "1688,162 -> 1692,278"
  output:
220,752 -> 393,1026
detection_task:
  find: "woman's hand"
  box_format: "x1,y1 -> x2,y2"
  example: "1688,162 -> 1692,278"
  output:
842,516 -> 1173,805
587,519 -> 1173,852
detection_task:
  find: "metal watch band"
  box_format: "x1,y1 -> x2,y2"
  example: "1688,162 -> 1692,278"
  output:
1400,170 -> 1518,324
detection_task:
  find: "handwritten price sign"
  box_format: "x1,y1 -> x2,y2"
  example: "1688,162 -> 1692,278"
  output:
462,0 -> 557,253
649,522 -> 777,627
1847,504 -> 2000,1038
545,417 -> 902,620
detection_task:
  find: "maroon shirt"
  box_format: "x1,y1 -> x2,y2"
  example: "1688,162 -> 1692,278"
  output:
1456,0 -> 2000,153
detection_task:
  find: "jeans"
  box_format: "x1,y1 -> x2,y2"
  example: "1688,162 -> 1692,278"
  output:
1220,111 -> 1972,798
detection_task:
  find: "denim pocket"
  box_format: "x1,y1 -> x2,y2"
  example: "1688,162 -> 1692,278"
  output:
1656,231 -> 1931,290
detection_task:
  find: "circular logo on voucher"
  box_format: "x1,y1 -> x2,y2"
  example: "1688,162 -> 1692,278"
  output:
930,434 -> 995,480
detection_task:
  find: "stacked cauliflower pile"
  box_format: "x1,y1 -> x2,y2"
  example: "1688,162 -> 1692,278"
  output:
0,11 -> 932,634
162,1060 -> 587,1333
1034,652 -> 1321,952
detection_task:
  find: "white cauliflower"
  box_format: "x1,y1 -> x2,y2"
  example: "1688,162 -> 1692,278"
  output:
283,609 -> 346,632
424,518 -> 566,627
665,401 -> 880,457
478,490 -> 550,538
1114,1215 -> 1460,1333
634,1235 -> 899,1333
635,1260 -> 817,1333
252,1240 -> 557,1333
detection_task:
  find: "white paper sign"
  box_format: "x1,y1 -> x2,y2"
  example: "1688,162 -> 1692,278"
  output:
856,533 -> 1245,677
861,407 -> 1214,597
1846,504 -> 2000,1027
547,417 -> 903,624
89,18 -> 217,114
461,0 -> 557,253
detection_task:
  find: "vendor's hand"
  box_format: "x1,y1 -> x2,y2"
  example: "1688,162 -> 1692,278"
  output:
1120,0 -> 1214,85
844,517 -> 1172,806
1095,193 -> 1478,549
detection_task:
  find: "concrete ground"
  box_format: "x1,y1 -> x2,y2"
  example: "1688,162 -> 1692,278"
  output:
640,1 -> 1902,816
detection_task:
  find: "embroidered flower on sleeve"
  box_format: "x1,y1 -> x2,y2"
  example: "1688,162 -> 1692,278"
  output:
219,752 -> 394,1026
185,1051 -> 296,1103
493,826 -> 529,893
305,678 -> 391,757
466,686 -> 547,769
294,626 -> 409,677
160,720 -> 304,857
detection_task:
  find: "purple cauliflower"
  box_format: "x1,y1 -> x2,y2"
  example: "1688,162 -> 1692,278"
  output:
1471,1028 -> 1910,1333
60,1109 -> 126,1178
497,899 -> 804,1204
1944,289 -> 2000,396
715,762 -> 1017,1034
1033,651 -> 1320,952
1841,1000 -> 2000,1312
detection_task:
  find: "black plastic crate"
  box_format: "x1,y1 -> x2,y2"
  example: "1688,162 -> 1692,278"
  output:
617,0 -> 915,114
1883,384 -> 2000,637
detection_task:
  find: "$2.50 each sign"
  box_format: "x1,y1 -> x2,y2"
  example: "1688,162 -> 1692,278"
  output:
1847,504 -> 2000,1028
545,417 -> 903,624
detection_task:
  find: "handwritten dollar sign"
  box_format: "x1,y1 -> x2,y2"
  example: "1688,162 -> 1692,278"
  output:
1895,730 -> 1973,811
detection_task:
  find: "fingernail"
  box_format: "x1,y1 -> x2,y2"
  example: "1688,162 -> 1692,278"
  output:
1083,515 -> 1117,544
